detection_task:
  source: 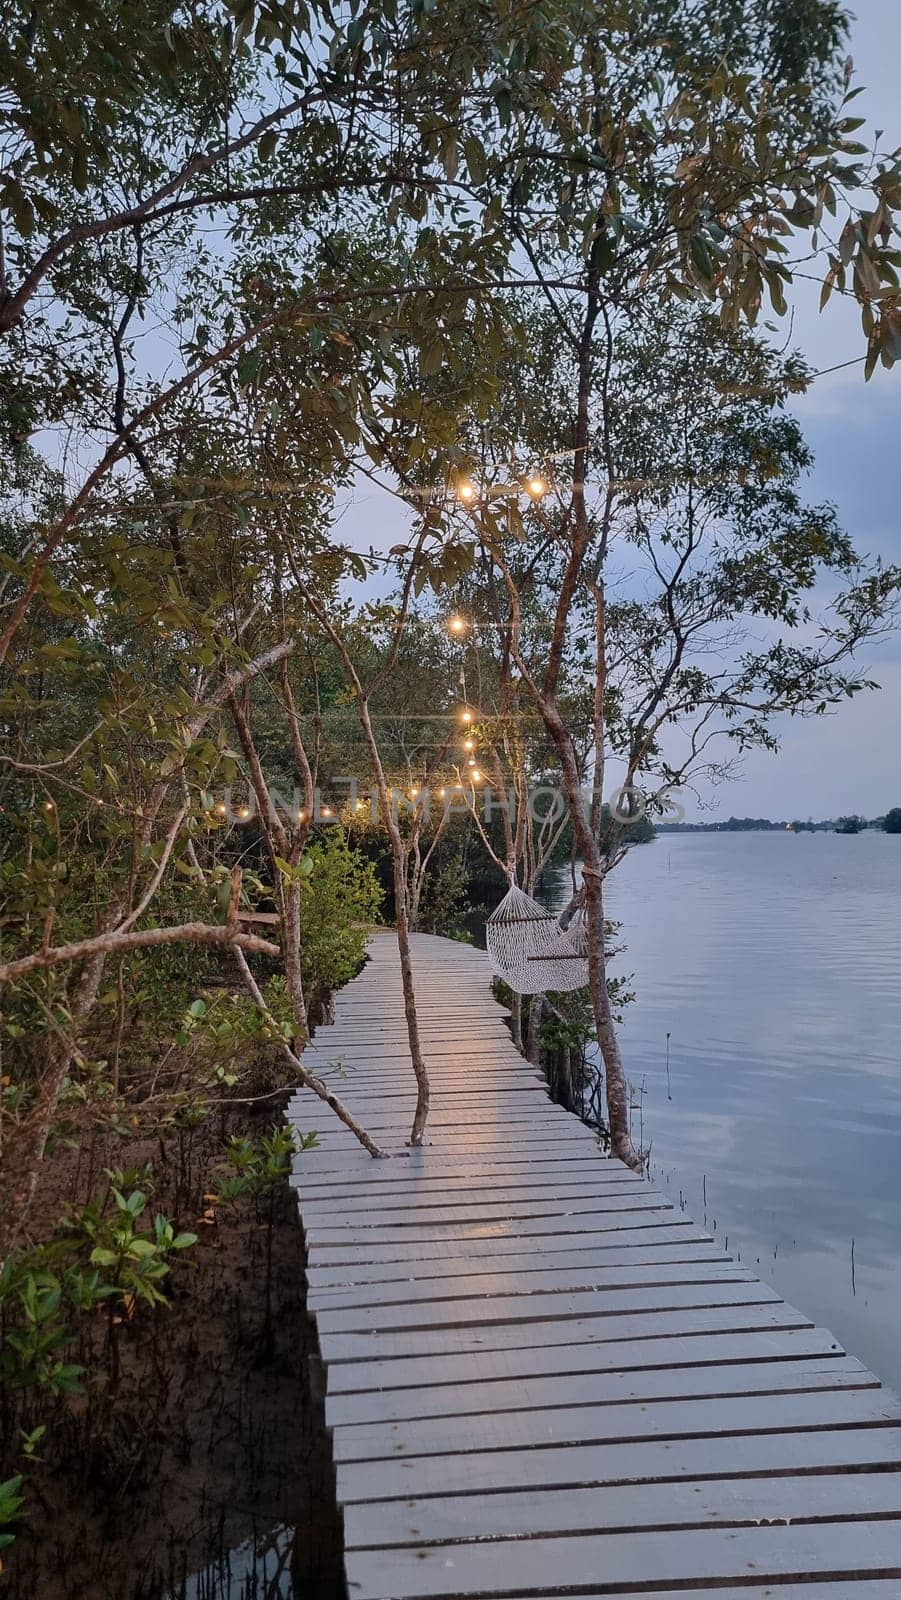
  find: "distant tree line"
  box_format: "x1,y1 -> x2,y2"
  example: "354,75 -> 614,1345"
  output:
659,812 -> 901,834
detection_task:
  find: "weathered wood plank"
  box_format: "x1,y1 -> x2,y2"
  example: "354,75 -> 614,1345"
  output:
342,1522 -> 901,1599
326,1354 -> 869,1428
324,1308 -> 824,1394
320,1286 -> 786,1362
309,1261 -> 754,1318
307,1233 -> 719,1286
336,1426 -> 901,1504
343,1468 -> 901,1549
307,1249 -> 737,1306
333,1386 -> 901,1465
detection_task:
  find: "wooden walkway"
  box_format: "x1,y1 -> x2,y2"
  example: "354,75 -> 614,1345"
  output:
288,930 -> 901,1599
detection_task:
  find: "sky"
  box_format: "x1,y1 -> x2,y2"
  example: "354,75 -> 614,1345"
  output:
339,4 -> 901,822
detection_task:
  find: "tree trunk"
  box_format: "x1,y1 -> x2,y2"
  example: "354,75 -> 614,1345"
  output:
539,710 -> 642,1170
509,991 -> 523,1053
526,994 -> 543,1064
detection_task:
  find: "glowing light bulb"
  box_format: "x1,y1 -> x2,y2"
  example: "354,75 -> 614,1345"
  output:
322,806 -> 333,817
463,738 -> 474,751
239,806 -> 251,819
456,480 -> 476,504
470,768 -> 482,783
467,757 -> 476,768
447,614 -> 467,636
43,800 -> 55,811
215,802 -> 226,815
526,474 -> 546,498
460,708 -> 473,724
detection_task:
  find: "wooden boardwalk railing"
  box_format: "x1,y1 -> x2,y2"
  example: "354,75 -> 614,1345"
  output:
288,930 -> 901,1599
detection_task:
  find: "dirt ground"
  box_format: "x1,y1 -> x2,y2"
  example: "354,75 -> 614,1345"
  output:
0,1083 -> 346,1600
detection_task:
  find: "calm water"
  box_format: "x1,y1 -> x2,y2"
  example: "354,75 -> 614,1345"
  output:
549,830 -> 901,1390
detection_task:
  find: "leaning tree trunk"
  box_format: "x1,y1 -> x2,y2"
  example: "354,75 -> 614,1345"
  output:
353,701 -> 430,1144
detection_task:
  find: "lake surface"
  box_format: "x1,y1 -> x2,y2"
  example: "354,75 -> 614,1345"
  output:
548,830 -> 901,1392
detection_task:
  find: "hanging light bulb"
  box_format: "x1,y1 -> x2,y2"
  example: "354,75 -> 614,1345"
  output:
470,768 -> 483,783
526,474 -> 547,499
456,479 -> 477,504
239,805 -> 251,820
463,738 -> 474,752
460,707 -> 473,724
447,614 -> 468,636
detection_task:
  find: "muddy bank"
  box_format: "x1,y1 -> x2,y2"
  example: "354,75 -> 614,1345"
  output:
1,1083 -> 345,1600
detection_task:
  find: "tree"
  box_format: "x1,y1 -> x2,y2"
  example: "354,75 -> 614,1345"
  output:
881,809 -> 901,834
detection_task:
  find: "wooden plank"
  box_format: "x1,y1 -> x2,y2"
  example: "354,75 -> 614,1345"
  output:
343,1467 -> 901,1548
332,1387 -> 901,1466
299,1172 -> 647,1207
309,1261 -> 753,1316
326,1354 -> 870,1428
301,1184 -> 663,1225
308,1233 -> 719,1285
306,1221 -> 713,1270
453,1590 -> 901,1600
342,1522 -> 901,1598
324,1309 -> 825,1394
321,1287 -> 785,1362
336,1427 -> 901,1504
294,1151 -> 620,1186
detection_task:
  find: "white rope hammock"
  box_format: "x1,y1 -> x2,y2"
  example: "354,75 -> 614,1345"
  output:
486,883 -> 589,995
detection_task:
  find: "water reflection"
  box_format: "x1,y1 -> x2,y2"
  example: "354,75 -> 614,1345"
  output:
547,830 -> 901,1389
166,1524 -> 293,1600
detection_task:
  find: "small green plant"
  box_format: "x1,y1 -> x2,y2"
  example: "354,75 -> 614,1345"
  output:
213,1126 -> 317,1203
0,1475 -> 24,1570
79,1188 -> 197,1310
0,1262 -> 86,1394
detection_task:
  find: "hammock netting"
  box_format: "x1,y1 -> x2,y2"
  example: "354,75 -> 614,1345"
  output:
486,883 -> 589,994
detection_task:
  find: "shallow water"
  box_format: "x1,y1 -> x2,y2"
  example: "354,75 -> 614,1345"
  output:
548,830 -> 901,1390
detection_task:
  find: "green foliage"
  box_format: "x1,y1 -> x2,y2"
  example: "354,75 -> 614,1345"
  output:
213,1124 -> 317,1204
882,807 -> 901,834
0,1474 -> 24,1563
78,1188 -> 197,1310
294,830 -> 383,1011
0,1184 -> 196,1394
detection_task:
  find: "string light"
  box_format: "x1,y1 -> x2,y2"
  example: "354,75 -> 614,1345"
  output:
43,800 -> 55,811
321,806 -> 333,817
214,802 -> 226,815
526,474 -> 547,498
463,738 -> 474,751
470,768 -> 483,783
447,614 -> 468,636
456,480 -> 477,504
239,805 -> 251,820
460,707 -> 473,724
